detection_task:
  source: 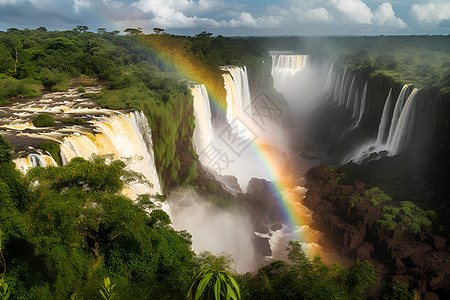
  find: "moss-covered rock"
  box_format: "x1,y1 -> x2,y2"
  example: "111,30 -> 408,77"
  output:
32,114 -> 56,127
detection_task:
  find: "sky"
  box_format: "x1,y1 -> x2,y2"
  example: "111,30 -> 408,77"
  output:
0,0 -> 449,36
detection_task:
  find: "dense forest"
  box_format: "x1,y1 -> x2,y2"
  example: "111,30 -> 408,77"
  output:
1,27 -> 448,299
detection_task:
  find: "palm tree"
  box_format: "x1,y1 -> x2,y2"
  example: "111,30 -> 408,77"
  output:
187,256 -> 241,300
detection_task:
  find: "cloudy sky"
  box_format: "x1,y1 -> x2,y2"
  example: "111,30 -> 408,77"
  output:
0,0 -> 449,36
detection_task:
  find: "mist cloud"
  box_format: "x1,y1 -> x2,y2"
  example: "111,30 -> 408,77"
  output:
168,188 -> 261,273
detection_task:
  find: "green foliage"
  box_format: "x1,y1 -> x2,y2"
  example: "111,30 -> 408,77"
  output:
241,241 -> 377,299
0,77 -> 39,103
377,200 -> 434,236
39,142 -> 61,166
77,86 -> 86,93
0,151 -> 195,299
183,161 -> 198,186
382,281 -> 414,300
61,117 -> 87,125
0,136 -> 13,163
32,114 -> 56,127
0,277 -> 10,300
208,182 -> 217,192
99,277 -> 116,300
188,254 -> 241,300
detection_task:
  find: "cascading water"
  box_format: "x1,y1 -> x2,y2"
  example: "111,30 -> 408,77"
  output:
346,85 -> 420,163
355,81 -> 368,128
221,66 -> 252,125
389,88 -> 420,154
345,75 -> 356,109
376,89 -> 393,145
1,87 -> 162,207
271,54 -> 309,93
191,84 -> 214,163
386,85 -> 412,146
59,111 -> 162,197
14,151 -> 57,173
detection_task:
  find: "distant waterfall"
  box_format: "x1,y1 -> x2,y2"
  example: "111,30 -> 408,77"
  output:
345,75 -> 356,108
355,82 -> 368,128
386,85 -> 412,146
376,89 -> 393,145
221,66 -> 252,124
347,85 -> 420,163
352,89 -> 360,119
338,68 -> 348,106
389,88 -> 420,154
271,55 -> 309,93
191,84 -> 214,163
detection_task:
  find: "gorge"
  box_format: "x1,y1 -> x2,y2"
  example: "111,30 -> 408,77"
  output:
0,30 -> 449,299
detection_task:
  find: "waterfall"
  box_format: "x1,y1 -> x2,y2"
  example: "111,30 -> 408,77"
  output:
191,84 -> 214,163
386,85 -> 411,146
271,55 -> 309,93
221,66 -> 252,124
376,89 -> 393,145
60,111 -> 162,197
324,63 -> 334,92
1,88 -> 163,204
14,152 -> 57,173
338,68 -> 348,105
389,88 -> 420,154
345,75 -> 356,109
347,85 -> 420,163
352,89 -> 360,119
355,81 -> 368,128
333,72 -> 341,103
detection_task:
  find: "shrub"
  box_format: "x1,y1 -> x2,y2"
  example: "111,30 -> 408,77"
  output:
77,86 -> 86,93
0,77 -> 40,103
32,114 -> 56,127
39,142 -> 62,166
208,182 -> 217,192
61,118 -> 87,125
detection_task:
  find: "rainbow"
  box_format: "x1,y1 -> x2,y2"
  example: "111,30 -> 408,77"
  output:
139,35 -> 322,258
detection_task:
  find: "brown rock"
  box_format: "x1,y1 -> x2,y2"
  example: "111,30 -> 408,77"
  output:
424,292 -> 439,300
354,242 -> 374,261
427,234 -> 447,250
429,272 -> 445,291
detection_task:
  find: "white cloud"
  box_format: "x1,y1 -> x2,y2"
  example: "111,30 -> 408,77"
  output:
411,1 -> 450,24
73,0 -> 90,13
133,0 -> 221,28
306,7 -> 334,23
228,11 -> 281,28
330,0 -> 373,24
373,3 -> 407,28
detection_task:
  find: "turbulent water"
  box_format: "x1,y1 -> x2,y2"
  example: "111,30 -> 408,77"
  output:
1,87 -> 162,206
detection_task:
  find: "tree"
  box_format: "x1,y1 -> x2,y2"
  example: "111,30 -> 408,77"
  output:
153,28 -> 165,35
188,254 -> 241,300
196,31 -> 213,38
74,25 -> 89,33
97,28 -> 107,35
124,28 -> 143,36
35,27 -> 48,32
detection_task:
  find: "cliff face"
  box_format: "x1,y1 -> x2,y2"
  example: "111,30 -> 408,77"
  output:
303,164 -> 450,299
304,67 -> 450,220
